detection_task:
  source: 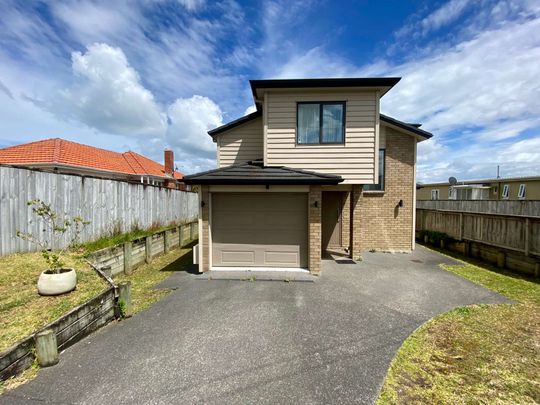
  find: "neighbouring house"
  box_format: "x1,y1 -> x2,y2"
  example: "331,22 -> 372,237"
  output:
0,138 -> 185,189
184,77 -> 433,274
417,175 -> 540,201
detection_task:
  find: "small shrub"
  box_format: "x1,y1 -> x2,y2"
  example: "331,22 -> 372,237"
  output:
17,199 -> 90,272
419,230 -> 453,246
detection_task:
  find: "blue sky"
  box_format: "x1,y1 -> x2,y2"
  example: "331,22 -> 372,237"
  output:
0,0 -> 539,182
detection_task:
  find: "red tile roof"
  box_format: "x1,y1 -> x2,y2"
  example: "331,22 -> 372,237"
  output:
0,138 -> 183,179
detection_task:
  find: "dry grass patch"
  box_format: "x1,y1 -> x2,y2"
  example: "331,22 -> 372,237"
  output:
0,252 -> 108,353
378,260 -> 540,405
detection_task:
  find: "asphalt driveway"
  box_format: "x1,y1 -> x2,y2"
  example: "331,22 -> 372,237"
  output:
1,245 -> 507,405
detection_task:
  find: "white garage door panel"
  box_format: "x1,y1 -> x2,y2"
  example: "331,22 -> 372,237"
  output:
212,193 -> 308,267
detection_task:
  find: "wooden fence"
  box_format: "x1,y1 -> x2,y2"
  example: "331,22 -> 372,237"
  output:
416,200 -> 540,275
0,166 -> 199,256
87,222 -> 198,277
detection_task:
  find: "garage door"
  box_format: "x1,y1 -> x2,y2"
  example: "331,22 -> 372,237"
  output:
212,193 -> 308,268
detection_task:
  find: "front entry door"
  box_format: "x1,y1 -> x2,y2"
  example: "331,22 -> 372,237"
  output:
322,192 -> 342,250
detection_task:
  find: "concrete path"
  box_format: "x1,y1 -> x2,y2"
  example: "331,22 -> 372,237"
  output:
1,245 -> 508,405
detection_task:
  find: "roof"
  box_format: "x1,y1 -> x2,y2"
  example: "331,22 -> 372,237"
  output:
183,160 -> 343,185
0,138 -> 183,179
418,175 -> 540,187
208,109 -> 262,138
208,111 -> 433,140
250,77 -> 401,100
380,114 -> 433,139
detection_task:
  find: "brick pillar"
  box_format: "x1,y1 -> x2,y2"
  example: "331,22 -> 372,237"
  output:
309,185 -> 322,274
350,184 -> 363,261
341,191 -> 351,251
200,186 -> 210,272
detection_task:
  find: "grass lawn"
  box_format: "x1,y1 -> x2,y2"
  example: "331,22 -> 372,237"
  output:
0,239 -> 195,393
0,252 -> 108,353
115,243 -> 194,314
378,251 -> 540,404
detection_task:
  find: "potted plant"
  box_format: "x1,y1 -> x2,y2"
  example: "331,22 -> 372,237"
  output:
17,199 -> 90,296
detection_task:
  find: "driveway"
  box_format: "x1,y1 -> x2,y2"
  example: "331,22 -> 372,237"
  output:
1,245 -> 507,405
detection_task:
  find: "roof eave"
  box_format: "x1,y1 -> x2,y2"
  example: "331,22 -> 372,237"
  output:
380,114 -> 433,140
183,178 -> 343,185
208,109 -> 262,138
250,77 -> 401,101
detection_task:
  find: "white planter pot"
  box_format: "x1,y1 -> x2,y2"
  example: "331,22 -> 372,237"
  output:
37,268 -> 77,296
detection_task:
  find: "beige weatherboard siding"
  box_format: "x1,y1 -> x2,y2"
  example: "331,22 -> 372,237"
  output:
217,116 -> 263,167
265,89 -> 379,184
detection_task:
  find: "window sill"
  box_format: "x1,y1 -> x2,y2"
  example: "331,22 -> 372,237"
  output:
363,190 -> 385,195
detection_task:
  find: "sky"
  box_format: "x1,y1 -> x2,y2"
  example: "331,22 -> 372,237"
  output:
0,0 -> 539,182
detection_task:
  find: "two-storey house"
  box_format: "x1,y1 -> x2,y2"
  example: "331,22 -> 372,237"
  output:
184,78 -> 433,274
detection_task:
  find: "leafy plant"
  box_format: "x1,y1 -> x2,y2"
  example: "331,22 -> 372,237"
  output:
419,230 -> 453,246
17,199 -> 90,272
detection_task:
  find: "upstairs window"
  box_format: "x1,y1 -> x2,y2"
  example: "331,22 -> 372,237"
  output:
518,184 -> 526,199
502,184 -> 509,199
363,149 -> 385,191
431,189 -> 440,200
297,102 -> 345,144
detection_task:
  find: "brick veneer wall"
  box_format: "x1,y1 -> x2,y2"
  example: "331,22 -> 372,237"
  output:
309,185 -> 322,274
200,186 -> 210,272
350,185 -> 363,260
356,129 -> 416,252
341,191 -> 351,251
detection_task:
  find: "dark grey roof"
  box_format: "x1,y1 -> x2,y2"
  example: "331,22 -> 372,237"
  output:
208,111 -> 433,139
380,114 -> 433,139
183,160 -> 343,185
250,77 -> 401,100
208,109 -> 261,138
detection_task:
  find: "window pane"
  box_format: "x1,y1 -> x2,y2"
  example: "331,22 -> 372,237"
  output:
297,104 -> 320,144
363,149 -> 384,191
322,104 -> 344,143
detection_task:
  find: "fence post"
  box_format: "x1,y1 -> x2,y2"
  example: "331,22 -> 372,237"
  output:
459,213 -> 464,241
524,218 -> 530,257
178,225 -> 184,247
497,251 -> 505,269
464,241 -> 471,257
164,230 -> 170,254
124,241 -> 133,275
35,329 -> 59,367
145,236 -> 152,264
118,282 -> 133,318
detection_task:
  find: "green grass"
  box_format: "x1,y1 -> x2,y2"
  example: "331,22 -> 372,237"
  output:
115,243 -> 194,314
0,252 -> 108,353
79,225 -> 173,254
378,254 -> 540,404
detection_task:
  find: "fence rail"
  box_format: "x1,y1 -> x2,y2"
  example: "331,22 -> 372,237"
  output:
0,166 -> 199,256
417,200 -> 540,218
416,200 -> 540,276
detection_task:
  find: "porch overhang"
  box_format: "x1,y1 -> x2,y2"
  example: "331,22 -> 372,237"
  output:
183,160 -> 343,186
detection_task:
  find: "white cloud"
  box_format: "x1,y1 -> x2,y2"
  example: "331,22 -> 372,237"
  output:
381,16 -> 540,138
177,0 -> 206,12
55,43 -> 167,137
244,105 -> 257,115
272,47 -> 361,79
421,0 -> 471,34
166,95 -> 222,167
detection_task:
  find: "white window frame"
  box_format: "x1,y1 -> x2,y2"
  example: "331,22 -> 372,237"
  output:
501,184 -> 509,199
431,189 -> 440,200
518,184 -> 526,200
